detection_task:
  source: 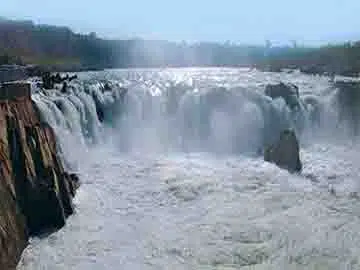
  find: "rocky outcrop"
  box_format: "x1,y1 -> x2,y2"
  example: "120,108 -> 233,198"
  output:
265,82 -> 300,110
0,82 -> 78,269
93,86 -> 128,123
41,72 -> 78,90
335,80 -> 360,135
264,129 -> 302,173
0,65 -> 28,83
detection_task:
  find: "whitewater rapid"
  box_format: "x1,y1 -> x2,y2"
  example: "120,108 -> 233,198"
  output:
17,68 -> 360,269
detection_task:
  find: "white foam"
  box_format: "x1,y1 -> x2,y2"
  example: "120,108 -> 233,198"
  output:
18,68 -> 360,270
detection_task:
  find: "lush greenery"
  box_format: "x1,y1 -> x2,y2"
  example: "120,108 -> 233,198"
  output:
1,18 -> 360,76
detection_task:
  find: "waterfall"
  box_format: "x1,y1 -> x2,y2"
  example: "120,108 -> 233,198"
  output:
20,69 -> 360,270
31,70 -> 353,160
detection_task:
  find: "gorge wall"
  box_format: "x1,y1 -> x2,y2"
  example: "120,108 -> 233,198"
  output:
0,82 -> 78,269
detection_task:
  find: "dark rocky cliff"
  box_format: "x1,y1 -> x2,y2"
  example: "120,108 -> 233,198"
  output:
0,82 -> 78,269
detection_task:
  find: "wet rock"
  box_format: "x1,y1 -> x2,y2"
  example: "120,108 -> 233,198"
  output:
53,73 -> 73,84
61,81 -> 68,93
335,80 -> 360,135
53,73 -> 62,84
91,91 -> 105,122
103,82 -> 112,91
62,173 -> 80,197
0,86 -> 78,269
264,129 -> 302,173
6,117 -> 72,234
265,82 -> 300,110
41,71 -> 54,89
41,72 -> 78,91
68,74 -> 78,81
69,173 -> 80,191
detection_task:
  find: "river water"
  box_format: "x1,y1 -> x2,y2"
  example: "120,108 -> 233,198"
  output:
17,68 -> 360,269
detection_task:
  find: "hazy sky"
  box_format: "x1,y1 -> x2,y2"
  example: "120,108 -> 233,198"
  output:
2,0 -> 360,45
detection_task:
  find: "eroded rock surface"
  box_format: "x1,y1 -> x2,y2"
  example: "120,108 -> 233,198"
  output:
0,83 -> 78,269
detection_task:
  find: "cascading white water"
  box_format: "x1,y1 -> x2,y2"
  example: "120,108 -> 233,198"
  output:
30,68 -> 341,156
17,68 -> 360,270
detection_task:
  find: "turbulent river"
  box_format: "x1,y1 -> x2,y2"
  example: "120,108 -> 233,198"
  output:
16,68 -> 360,269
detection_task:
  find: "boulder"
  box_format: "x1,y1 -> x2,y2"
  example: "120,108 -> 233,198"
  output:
335,80 -> 360,135
68,74 -> 78,81
103,82 -> 112,92
53,73 -> 62,84
264,129 -> 302,173
42,71 -> 54,89
61,82 -> 68,93
265,82 -> 300,110
41,72 -> 78,90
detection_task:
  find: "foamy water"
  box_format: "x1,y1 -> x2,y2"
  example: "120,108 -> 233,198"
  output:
17,68 -> 360,269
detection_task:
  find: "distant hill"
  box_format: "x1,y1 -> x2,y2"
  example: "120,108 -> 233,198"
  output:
1,18 -> 360,76
0,18 -> 294,69
0,18 -> 115,69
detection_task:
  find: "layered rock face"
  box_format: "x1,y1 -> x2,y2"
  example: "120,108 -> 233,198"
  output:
0,83 -> 78,269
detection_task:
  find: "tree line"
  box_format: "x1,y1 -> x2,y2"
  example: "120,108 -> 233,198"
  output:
1,18 -> 360,76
